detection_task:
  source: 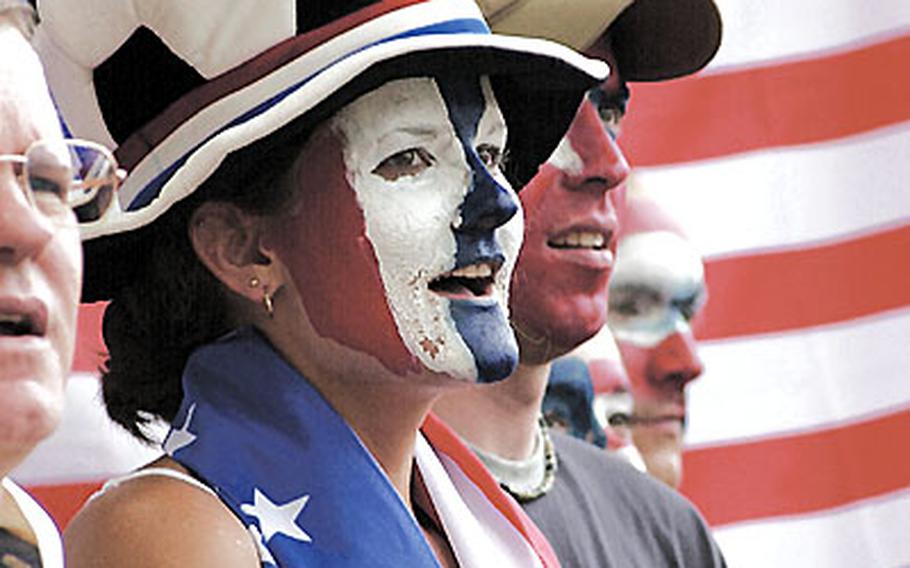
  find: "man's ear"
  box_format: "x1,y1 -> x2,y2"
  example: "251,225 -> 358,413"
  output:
189,201 -> 284,303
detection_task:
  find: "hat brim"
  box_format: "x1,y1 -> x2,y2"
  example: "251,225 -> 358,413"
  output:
81,32 -> 607,301
483,0 -> 721,81
610,0 -> 722,81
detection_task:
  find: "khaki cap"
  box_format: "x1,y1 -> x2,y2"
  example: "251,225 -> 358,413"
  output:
479,0 -> 722,81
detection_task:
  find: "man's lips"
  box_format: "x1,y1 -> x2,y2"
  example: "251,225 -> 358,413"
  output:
630,408 -> 687,435
0,296 -> 48,338
546,225 -> 616,269
429,259 -> 502,300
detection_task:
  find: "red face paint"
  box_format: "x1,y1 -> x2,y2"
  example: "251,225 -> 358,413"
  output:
267,128 -> 419,376
608,196 -> 706,487
510,96 -> 629,360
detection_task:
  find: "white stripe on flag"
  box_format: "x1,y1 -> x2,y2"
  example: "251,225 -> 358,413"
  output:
709,0 -> 910,69
634,124 -> 910,258
712,489 -> 910,568
686,307 -> 910,447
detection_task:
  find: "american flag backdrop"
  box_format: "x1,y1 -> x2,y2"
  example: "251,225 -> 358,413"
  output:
620,0 -> 910,565
12,0 -> 910,565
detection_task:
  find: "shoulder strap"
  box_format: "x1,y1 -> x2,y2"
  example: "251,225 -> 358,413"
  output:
96,467 -> 218,498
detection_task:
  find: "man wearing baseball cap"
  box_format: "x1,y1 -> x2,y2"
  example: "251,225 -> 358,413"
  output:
434,0 -> 726,564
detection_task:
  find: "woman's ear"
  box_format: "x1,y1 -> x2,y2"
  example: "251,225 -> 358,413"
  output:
189,202 -> 285,304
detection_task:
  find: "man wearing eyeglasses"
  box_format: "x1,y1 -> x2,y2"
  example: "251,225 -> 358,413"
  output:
0,2 -> 119,565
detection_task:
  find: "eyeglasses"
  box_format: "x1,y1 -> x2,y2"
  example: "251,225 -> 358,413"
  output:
0,138 -> 125,224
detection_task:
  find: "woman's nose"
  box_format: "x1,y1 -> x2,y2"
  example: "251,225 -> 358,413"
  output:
457,160 -> 518,233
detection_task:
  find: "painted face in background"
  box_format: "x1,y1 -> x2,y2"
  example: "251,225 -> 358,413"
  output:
543,356 -> 606,448
609,215 -> 707,488
510,45 -> 629,364
0,26 -> 81,461
545,326 -> 646,469
270,76 -> 521,384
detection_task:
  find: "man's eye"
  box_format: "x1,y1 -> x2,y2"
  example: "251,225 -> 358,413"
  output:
28,175 -> 67,200
476,144 -> 503,170
610,298 -> 641,317
543,411 -> 569,430
607,412 -> 631,427
598,107 -> 623,140
676,290 -> 706,322
373,148 -> 435,181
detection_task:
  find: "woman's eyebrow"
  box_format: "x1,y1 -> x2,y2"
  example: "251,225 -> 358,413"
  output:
375,125 -> 441,147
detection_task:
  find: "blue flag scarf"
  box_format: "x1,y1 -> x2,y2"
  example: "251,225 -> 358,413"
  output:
162,327 -> 441,567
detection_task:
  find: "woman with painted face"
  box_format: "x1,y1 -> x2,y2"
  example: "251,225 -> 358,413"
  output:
33,1 -> 605,566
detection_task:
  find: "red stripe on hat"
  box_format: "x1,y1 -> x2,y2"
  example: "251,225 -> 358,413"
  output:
619,32 -> 910,166
116,0 -> 428,170
680,407 -> 910,527
693,222 -> 910,340
22,480 -> 104,531
422,413 -> 561,568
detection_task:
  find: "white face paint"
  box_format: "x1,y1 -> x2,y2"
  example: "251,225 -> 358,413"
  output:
608,231 -> 706,348
330,76 -> 520,381
545,134 -> 584,177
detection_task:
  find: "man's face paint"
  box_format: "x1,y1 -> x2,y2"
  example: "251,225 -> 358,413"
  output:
510,75 -> 629,363
589,356 -> 634,451
543,357 -> 607,448
554,325 -> 640,457
270,76 -> 521,383
608,229 -> 707,488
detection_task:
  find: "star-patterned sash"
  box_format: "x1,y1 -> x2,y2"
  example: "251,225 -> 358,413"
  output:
163,327 -> 441,567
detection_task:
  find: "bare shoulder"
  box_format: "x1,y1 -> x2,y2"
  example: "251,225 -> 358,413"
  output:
64,457 -> 259,568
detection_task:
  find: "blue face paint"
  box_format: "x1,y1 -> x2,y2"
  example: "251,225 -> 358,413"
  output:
544,357 -> 607,448
437,75 -> 519,383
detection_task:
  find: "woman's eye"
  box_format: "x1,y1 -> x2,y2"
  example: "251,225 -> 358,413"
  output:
476,144 -> 503,170
373,148 -> 435,181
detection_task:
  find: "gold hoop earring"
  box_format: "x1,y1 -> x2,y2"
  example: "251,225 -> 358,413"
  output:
262,288 -> 275,318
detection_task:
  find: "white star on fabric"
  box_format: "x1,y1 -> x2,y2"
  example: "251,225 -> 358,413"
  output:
241,488 -> 313,544
247,524 -> 277,566
164,403 -> 197,454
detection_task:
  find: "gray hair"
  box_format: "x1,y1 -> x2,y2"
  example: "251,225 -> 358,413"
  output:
0,0 -> 35,39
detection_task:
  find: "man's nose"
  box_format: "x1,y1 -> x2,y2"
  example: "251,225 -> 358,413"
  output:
561,101 -> 630,194
0,173 -> 55,266
647,329 -> 704,388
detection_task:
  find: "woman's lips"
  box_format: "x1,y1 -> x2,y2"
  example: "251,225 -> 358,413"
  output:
429,260 -> 501,300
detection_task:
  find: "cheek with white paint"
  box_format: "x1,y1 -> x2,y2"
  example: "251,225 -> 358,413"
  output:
545,133 -> 584,177
330,78 -> 479,380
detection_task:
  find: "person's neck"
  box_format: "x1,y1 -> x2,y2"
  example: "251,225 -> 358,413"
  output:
264,311 -> 441,509
315,374 -> 440,509
433,362 -> 551,461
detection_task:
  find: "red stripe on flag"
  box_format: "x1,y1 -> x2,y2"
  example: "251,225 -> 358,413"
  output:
620,33 -> 910,166
24,481 -> 104,531
74,303 -> 106,373
694,223 -> 910,340
680,407 -> 910,527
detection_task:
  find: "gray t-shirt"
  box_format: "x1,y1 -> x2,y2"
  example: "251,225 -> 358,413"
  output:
522,432 -> 726,568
